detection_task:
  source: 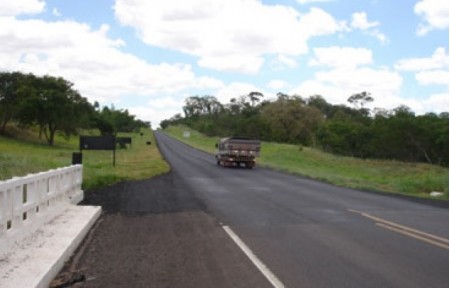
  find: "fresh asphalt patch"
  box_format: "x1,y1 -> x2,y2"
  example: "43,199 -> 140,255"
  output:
51,173 -> 271,288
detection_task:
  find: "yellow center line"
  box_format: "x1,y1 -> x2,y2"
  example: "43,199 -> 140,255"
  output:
376,223 -> 449,250
348,209 -> 449,250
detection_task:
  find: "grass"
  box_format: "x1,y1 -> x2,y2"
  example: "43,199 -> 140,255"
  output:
0,125 -> 169,190
164,125 -> 449,201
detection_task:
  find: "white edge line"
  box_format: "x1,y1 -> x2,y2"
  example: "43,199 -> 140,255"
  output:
222,225 -> 285,288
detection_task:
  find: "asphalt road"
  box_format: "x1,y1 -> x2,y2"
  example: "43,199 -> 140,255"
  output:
154,131 -> 448,288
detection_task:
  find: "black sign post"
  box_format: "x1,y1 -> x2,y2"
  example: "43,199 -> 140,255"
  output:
79,135 -> 117,166
116,137 -> 132,149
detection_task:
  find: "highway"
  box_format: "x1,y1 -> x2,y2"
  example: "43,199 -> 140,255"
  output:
154,131 -> 448,288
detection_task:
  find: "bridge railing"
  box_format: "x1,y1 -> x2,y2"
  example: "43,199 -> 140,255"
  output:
0,165 -> 83,256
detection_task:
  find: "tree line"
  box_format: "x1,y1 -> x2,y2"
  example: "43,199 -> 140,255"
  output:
161,92 -> 448,166
0,71 -> 149,145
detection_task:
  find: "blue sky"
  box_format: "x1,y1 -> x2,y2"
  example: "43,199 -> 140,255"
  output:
0,0 -> 448,127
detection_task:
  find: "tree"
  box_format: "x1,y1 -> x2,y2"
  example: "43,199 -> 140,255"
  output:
0,71 -> 149,145
161,92 -> 448,166
307,95 -> 333,118
347,91 -> 373,110
248,91 -> 264,107
0,72 -> 31,133
316,117 -> 373,157
262,94 -> 323,145
91,105 -> 146,135
17,75 -> 94,145
182,95 -> 222,118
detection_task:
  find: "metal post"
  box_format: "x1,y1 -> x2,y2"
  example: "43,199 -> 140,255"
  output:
113,136 -> 116,167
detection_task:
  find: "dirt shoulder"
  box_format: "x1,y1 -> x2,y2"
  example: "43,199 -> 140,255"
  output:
51,173 -> 270,288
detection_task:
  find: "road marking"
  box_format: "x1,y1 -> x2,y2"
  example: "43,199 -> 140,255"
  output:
222,225 -> 285,288
376,223 -> 449,249
349,209 -> 448,250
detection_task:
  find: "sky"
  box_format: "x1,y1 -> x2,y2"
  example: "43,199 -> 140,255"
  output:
0,0 -> 448,127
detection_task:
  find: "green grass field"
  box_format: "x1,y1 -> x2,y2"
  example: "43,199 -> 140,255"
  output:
1,123 -> 448,200
0,125 -> 169,190
164,125 -> 449,200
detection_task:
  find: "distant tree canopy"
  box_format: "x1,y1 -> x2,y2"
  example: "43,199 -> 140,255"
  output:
161,93 -> 448,166
0,71 -> 149,145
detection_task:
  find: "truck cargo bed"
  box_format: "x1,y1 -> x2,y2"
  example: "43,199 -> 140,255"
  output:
215,137 -> 261,168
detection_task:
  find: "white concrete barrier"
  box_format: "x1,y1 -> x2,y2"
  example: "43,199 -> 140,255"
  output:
0,165 -> 84,258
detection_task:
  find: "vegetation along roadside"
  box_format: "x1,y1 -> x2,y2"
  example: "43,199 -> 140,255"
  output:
0,126 -> 169,190
1,72 -> 448,200
163,125 -> 448,201
0,71 -> 169,190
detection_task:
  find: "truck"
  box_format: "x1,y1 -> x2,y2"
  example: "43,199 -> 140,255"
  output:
215,137 -> 261,168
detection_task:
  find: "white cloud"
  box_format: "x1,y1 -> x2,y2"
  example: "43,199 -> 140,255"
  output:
395,47 -> 448,71
351,12 -> 379,30
52,8 -> 61,17
0,16 -> 225,126
290,79 -> 346,103
372,93 -> 448,115
415,0 -> 449,35
369,30 -> 388,44
420,93 -> 449,114
291,61 -> 403,111
193,76 -> 225,90
309,46 -> 373,68
214,82 -> 271,104
119,77 -> 221,127
129,105 -> 182,128
298,7 -> 348,38
350,12 -> 387,44
146,96 -> 182,110
378,92 -> 449,115
292,50 -> 448,114
297,0 -> 334,4
395,47 -> 448,89
294,45 -> 449,114
114,0 -> 346,73
415,70 -> 449,85
0,0 -> 45,16
270,54 -> 298,71
142,97 -> 185,126
317,67 -> 402,95
198,54 -> 264,74
267,80 -> 289,91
